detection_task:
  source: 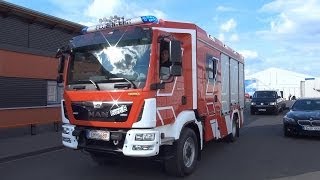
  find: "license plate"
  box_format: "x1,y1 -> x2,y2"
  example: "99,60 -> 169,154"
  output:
258,109 -> 266,111
87,130 -> 110,141
303,126 -> 320,131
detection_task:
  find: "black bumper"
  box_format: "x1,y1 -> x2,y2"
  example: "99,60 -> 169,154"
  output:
251,105 -> 278,113
284,123 -> 320,136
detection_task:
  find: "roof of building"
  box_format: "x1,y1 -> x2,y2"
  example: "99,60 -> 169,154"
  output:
0,1 -> 85,33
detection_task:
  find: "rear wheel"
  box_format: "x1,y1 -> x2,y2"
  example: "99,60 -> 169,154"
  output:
164,128 -> 199,177
226,117 -> 239,142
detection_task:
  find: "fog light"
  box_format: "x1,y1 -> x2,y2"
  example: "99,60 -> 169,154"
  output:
132,145 -> 154,150
135,133 -> 155,141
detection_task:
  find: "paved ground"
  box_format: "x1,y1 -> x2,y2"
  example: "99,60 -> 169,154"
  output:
1,106 -> 320,180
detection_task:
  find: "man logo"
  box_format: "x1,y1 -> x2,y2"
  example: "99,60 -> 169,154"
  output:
93,102 -> 103,109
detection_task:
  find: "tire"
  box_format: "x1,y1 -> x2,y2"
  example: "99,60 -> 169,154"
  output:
226,118 -> 239,142
89,152 -> 117,166
274,108 -> 279,115
164,128 -> 199,177
283,125 -> 291,137
250,110 -> 255,115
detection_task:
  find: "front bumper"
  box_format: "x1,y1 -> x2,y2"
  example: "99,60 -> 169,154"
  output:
283,122 -> 320,136
251,105 -> 278,113
61,124 -> 161,157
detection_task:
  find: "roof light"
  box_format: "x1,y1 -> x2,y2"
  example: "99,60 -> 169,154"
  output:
82,15 -> 158,34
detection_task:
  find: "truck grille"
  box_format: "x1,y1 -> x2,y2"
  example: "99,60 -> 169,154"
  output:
297,120 -> 320,126
71,101 -> 132,122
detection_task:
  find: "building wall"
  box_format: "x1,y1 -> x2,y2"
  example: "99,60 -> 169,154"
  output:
0,14 -> 79,128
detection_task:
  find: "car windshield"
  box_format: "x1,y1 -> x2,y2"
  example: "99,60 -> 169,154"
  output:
67,26 -> 151,89
292,99 -> 320,111
253,91 -> 277,98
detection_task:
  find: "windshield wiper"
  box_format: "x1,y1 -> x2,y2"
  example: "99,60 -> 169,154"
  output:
109,77 -> 137,89
89,79 -> 100,90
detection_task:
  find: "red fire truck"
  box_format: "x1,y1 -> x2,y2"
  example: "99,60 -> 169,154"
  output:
57,15 -> 245,176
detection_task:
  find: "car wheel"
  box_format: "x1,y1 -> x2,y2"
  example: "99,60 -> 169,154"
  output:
250,110 -> 255,115
164,128 -> 199,177
283,125 -> 291,137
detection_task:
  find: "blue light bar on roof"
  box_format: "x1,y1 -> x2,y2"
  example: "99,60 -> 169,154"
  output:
82,15 -> 158,34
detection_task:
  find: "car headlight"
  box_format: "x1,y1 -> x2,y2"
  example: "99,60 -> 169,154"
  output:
135,133 -> 155,141
269,102 -> 277,105
251,102 -> 256,105
283,116 -> 296,123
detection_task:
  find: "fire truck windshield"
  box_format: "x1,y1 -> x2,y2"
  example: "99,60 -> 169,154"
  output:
67,26 -> 151,89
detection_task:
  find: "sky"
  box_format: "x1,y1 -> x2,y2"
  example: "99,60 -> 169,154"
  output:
5,0 -> 320,77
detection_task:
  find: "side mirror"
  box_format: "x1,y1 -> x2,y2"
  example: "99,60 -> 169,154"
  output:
57,55 -> 65,74
171,64 -> 182,76
56,74 -> 63,83
170,40 -> 182,63
250,96 -> 252,99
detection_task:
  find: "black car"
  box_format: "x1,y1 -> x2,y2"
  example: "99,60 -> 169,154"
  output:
250,90 -> 286,115
283,98 -> 320,137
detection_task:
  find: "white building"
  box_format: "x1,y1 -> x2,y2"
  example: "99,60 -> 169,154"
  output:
245,68 -> 318,99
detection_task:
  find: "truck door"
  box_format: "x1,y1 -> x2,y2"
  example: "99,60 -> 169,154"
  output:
152,29 -> 193,126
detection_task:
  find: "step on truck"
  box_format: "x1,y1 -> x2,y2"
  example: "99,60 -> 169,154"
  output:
57,15 -> 245,177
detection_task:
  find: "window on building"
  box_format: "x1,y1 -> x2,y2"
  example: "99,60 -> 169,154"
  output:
47,81 -> 63,105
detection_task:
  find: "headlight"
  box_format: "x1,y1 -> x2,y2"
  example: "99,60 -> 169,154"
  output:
251,102 -> 256,105
269,102 -> 277,105
135,133 -> 155,141
283,116 -> 296,123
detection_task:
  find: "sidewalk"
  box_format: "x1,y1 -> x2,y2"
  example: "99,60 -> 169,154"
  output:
0,124 -> 63,163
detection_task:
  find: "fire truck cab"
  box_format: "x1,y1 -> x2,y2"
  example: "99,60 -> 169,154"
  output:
57,15 -> 245,177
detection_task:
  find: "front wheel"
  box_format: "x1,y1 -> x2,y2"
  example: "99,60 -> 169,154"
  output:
164,128 -> 199,177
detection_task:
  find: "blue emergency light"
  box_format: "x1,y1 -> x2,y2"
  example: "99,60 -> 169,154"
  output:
82,15 -> 158,34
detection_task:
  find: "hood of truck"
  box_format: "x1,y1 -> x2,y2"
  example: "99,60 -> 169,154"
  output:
63,89 -> 154,128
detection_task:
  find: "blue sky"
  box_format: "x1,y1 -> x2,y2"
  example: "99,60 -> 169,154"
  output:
6,0 -> 320,77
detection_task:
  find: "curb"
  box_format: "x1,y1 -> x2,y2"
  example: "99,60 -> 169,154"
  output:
0,146 -> 64,164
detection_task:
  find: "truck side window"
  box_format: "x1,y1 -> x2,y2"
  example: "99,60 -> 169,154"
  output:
160,43 -> 171,80
206,54 -> 217,83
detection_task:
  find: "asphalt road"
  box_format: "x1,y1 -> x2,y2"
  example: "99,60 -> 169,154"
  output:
1,109 -> 320,180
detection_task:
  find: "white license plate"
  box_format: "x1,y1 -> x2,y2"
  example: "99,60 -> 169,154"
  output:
87,130 -> 110,141
303,126 -> 320,131
258,109 -> 266,111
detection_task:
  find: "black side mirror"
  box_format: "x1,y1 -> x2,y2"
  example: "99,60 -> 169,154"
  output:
170,40 -> 182,63
171,64 -> 182,76
57,55 -> 65,74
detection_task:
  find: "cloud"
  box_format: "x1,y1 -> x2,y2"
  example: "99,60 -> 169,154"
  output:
85,0 -> 167,22
218,33 -> 225,42
220,18 -> 237,32
238,50 -> 258,59
254,0 -> 320,76
216,6 -> 235,12
259,0 -> 320,37
229,33 -> 239,42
